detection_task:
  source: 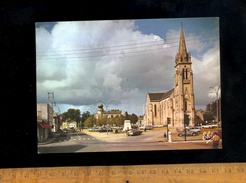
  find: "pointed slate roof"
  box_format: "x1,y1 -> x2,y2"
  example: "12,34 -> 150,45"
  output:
160,88 -> 174,100
148,88 -> 174,102
148,92 -> 165,102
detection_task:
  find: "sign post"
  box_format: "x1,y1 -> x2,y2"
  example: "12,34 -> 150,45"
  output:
184,114 -> 189,141
166,117 -> 171,140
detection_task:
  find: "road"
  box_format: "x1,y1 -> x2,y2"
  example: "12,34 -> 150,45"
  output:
38,128 -> 222,153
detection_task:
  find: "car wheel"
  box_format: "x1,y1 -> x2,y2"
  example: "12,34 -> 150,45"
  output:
192,133 -> 196,136
178,134 -> 182,137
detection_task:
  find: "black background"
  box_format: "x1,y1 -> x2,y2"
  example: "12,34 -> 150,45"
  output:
1,0 -> 246,168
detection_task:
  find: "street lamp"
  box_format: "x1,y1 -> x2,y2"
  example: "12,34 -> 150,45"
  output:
96,99 -> 116,135
209,85 -> 221,129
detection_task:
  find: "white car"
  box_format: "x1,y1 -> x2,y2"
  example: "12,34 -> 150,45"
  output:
201,124 -> 217,128
188,126 -> 201,133
139,125 -> 153,130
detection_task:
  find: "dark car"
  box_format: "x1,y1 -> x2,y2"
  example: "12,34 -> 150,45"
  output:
98,128 -> 113,133
127,129 -> 142,136
60,129 -> 67,137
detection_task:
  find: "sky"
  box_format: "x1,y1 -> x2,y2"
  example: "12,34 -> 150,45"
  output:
36,17 -> 220,116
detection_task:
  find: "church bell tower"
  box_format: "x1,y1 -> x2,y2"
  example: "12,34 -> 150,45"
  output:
173,23 -> 195,127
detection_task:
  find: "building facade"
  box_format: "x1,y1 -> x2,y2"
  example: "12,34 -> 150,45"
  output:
37,102 -> 54,142
94,103 -> 123,119
144,25 -> 195,128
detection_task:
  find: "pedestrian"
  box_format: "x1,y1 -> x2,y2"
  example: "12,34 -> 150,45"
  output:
206,131 -> 221,149
202,132 -> 207,140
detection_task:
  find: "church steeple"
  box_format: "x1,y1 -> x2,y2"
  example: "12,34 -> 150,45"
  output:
175,23 -> 191,66
178,23 -> 187,56
173,22 -> 195,127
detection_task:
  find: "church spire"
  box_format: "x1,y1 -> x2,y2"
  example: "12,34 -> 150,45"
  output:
178,22 -> 187,55
175,23 -> 191,66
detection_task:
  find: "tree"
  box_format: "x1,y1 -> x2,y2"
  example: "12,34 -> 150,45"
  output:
61,108 -> 81,123
81,111 -> 90,123
84,116 -> 94,127
112,115 -> 125,126
206,102 -> 216,117
97,116 -> 107,126
203,112 -> 215,123
129,113 -> 138,124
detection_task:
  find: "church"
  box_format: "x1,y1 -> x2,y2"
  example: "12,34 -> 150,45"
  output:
144,24 -> 196,127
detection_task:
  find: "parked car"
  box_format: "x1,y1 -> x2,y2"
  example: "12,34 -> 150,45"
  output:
88,127 -> 100,132
68,127 -> 75,133
186,126 -> 201,133
153,124 -> 164,128
177,129 -> 197,136
201,124 -> 212,128
98,127 -> 113,133
127,129 -> 142,136
201,124 -> 217,128
139,125 -> 153,130
60,129 -> 67,137
139,126 -> 145,130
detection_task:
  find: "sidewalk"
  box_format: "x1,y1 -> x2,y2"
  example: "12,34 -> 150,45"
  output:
38,134 -> 59,145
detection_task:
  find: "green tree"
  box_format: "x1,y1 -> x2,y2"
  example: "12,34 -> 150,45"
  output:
108,117 -> 114,126
81,111 -> 90,122
113,115 -> 125,126
206,102 -> 216,117
129,113 -> 138,124
96,116 -> 107,126
84,116 -> 94,127
61,108 -> 81,123
203,112 -> 215,123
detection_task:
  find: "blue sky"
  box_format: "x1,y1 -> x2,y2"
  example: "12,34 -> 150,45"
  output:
36,18 -> 220,115
135,18 -> 219,58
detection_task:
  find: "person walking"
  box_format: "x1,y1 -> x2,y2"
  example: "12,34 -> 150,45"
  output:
206,131 -> 221,149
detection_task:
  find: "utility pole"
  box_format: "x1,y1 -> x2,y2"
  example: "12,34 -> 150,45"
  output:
210,85 -> 221,129
48,92 -> 57,132
166,117 -> 171,140
184,114 -> 189,141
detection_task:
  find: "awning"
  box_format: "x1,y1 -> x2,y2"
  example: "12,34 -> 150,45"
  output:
38,122 -> 51,129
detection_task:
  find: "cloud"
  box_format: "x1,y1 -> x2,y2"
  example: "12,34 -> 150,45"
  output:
192,42 -> 220,108
36,19 -> 220,115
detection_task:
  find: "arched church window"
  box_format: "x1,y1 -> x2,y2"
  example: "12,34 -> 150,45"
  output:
183,68 -> 188,79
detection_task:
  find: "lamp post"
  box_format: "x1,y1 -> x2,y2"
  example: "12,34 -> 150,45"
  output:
209,85 -> 221,129
96,99 -> 116,135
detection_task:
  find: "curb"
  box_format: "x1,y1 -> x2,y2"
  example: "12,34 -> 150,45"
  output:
38,135 -> 58,145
